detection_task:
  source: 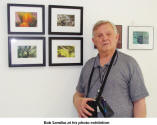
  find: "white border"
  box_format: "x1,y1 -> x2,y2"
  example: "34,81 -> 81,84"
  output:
0,118 -> 156,125
51,39 -> 81,64
129,26 -> 153,49
51,8 -> 81,33
10,6 -> 43,32
10,38 -> 43,64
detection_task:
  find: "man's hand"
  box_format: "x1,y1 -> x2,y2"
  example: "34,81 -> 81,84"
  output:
73,92 -> 95,118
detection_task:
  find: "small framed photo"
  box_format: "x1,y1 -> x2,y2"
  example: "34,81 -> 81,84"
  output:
49,37 -> 83,66
94,25 -> 122,49
128,26 -> 154,50
116,25 -> 122,49
7,4 -> 45,34
8,37 -> 46,67
48,5 -> 83,35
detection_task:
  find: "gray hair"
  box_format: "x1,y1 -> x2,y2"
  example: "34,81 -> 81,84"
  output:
92,20 -> 118,37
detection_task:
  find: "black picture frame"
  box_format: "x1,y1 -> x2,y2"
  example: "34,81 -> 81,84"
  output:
48,5 -> 83,35
49,37 -> 83,66
7,3 -> 45,34
8,37 -> 46,67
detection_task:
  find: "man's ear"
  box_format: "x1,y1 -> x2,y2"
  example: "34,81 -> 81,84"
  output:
92,38 -> 95,45
92,38 -> 97,49
92,38 -> 95,44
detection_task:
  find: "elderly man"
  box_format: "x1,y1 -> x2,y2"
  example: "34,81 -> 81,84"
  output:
73,20 -> 149,118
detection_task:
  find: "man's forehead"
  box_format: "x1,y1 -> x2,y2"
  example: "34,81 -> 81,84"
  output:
96,23 -> 113,29
92,22 -> 118,36
94,25 -> 114,34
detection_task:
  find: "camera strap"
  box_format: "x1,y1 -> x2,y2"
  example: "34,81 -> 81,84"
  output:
96,50 -> 117,102
86,50 -> 117,99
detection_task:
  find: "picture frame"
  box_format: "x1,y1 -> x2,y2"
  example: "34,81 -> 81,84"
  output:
116,25 -> 122,49
8,37 -> 46,67
128,26 -> 154,50
7,4 -> 45,34
49,37 -> 83,66
94,25 -> 122,49
48,5 -> 83,35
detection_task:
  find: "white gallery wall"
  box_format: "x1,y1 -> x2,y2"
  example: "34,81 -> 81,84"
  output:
0,0 -> 157,117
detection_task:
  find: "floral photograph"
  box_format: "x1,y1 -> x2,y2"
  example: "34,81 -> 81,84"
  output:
15,12 -> 37,27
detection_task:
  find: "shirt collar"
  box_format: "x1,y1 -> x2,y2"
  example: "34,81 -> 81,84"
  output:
94,50 -> 118,68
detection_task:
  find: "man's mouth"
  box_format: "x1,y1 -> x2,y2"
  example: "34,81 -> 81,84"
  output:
102,42 -> 109,46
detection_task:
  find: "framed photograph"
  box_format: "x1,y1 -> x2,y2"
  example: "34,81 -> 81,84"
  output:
116,25 -> 122,49
128,26 -> 154,50
49,37 -> 83,66
8,37 -> 46,67
94,25 -> 122,49
48,5 -> 83,35
7,4 -> 45,34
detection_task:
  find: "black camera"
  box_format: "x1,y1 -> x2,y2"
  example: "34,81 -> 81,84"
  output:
87,98 -> 114,118
87,100 -> 97,117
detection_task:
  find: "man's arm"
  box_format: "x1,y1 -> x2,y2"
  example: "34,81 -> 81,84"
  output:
73,91 -> 94,117
133,98 -> 146,117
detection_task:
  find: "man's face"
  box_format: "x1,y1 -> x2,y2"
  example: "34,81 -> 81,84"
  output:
92,23 -> 119,53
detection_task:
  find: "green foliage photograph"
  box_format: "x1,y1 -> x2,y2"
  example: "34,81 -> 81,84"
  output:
18,46 -> 37,58
57,46 -> 75,58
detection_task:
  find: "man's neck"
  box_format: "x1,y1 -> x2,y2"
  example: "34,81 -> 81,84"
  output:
99,49 -> 116,67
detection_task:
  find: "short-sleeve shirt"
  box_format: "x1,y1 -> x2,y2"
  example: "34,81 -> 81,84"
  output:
76,50 -> 149,117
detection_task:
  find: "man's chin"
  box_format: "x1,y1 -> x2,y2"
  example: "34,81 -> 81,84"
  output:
102,45 -> 110,50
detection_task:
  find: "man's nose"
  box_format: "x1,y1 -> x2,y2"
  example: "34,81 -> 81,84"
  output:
102,35 -> 108,40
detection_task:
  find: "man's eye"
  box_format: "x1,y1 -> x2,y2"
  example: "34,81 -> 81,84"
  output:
107,33 -> 111,36
97,34 -> 103,37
